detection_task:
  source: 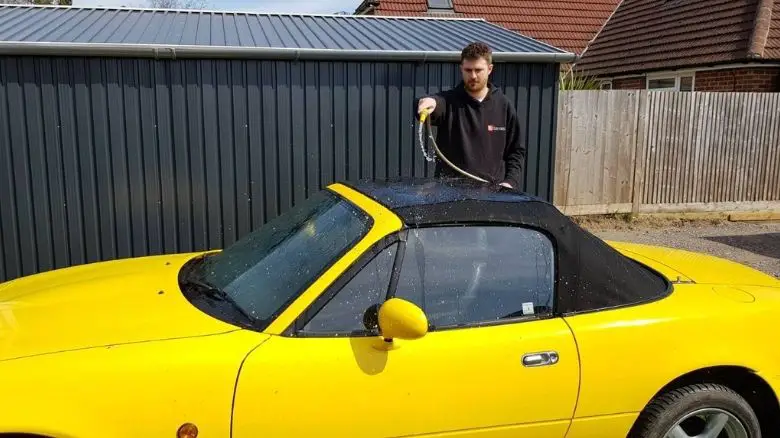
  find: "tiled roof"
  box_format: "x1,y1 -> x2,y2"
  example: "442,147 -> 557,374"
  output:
357,0 -> 621,55
576,0 -> 780,76
376,0 -> 428,13
767,0 -> 780,58
0,4 -> 573,62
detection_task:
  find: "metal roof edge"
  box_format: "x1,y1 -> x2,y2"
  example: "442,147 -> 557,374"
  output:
0,42 -> 577,63
0,3 -> 490,21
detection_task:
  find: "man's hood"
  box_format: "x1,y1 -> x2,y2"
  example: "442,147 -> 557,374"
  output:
456,81 -> 502,104
0,253 -> 240,362
484,82 -> 503,101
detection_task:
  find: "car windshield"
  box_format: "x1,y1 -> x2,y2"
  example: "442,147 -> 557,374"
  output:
184,189 -> 372,327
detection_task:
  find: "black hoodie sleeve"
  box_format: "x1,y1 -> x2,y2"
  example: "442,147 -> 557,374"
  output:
501,103 -> 526,190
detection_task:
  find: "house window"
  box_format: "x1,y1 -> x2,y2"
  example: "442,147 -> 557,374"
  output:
647,73 -> 695,91
428,0 -> 454,10
680,76 -> 693,92
648,78 -> 676,90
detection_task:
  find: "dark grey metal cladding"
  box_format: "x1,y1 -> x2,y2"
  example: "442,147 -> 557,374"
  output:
0,5 -> 572,61
0,56 -> 559,283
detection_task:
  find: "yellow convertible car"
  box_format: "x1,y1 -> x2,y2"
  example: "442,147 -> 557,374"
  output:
1,179 -> 779,438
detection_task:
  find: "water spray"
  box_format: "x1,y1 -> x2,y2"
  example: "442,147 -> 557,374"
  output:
417,109 -> 489,184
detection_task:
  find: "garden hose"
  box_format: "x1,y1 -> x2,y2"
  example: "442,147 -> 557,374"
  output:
417,109 -> 489,184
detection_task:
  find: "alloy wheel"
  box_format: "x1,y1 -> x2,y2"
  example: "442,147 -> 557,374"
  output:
664,408 -> 749,438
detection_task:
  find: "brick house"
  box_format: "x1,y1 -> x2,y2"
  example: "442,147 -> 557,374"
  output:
575,0 -> 780,92
353,0 -> 621,56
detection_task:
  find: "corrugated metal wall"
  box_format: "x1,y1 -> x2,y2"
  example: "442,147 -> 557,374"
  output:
0,56 -> 559,282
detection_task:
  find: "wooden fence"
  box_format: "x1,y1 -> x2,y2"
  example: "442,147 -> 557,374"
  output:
554,90 -> 780,215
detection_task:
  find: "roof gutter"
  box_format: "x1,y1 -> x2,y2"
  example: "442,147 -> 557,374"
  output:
0,41 -> 577,63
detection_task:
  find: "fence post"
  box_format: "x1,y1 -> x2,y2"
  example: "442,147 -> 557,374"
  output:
631,90 -> 648,214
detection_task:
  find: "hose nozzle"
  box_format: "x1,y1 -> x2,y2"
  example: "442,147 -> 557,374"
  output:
419,109 -> 430,123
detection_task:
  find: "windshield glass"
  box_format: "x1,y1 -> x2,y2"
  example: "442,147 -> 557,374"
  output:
187,189 -> 372,327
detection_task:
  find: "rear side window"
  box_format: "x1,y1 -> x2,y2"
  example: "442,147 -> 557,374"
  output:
394,226 -> 555,329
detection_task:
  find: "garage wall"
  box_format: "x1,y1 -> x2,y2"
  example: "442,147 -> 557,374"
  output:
0,55 -> 559,282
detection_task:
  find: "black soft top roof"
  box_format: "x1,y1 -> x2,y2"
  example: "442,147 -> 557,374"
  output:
346,178 -> 541,210
340,178 -> 671,315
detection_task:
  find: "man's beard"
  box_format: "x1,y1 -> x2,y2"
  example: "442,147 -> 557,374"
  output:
466,79 -> 486,92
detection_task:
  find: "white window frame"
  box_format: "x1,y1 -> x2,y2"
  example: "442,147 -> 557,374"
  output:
646,70 -> 696,91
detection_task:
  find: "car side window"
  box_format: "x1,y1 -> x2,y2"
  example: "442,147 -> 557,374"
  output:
394,226 -> 554,329
300,243 -> 398,335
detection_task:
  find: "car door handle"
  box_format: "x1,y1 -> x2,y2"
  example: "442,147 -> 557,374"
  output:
522,351 -> 559,367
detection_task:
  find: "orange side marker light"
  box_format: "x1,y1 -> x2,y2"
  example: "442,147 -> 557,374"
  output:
177,423 -> 198,438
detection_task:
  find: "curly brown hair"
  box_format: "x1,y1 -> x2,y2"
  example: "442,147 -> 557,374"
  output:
461,42 -> 493,64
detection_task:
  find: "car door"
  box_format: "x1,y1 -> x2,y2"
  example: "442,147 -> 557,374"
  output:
232,225 -> 580,438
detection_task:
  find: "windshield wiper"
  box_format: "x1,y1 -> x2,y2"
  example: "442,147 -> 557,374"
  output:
181,277 -> 256,326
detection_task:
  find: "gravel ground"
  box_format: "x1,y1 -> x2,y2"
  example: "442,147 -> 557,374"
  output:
574,216 -> 780,279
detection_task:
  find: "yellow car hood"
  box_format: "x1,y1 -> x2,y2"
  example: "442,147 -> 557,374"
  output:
0,253 -> 240,362
610,241 -> 780,287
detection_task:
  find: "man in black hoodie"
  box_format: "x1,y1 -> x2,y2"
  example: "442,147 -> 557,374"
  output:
417,42 -> 526,190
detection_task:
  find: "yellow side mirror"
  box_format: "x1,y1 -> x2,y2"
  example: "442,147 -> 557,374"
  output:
378,298 -> 428,342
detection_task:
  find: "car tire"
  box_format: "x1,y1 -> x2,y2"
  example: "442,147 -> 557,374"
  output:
629,383 -> 761,438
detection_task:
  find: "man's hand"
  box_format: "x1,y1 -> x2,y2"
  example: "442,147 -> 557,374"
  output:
417,97 -> 436,117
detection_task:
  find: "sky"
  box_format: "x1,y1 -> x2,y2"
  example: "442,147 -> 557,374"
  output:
73,0 -> 363,14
